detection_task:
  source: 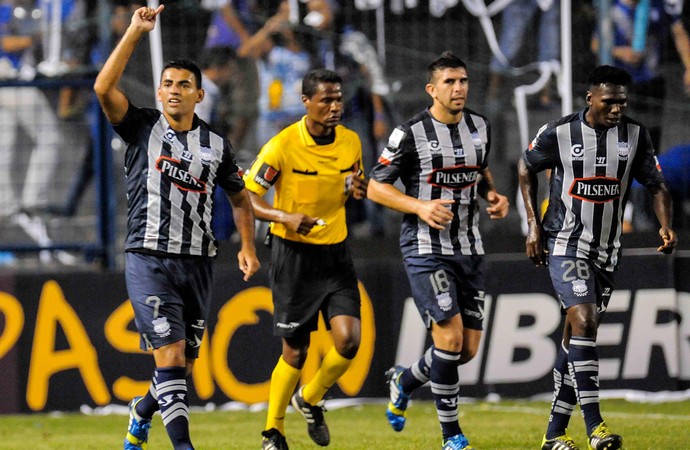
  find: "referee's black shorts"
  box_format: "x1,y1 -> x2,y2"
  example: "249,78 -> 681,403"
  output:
269,236 -> 361,338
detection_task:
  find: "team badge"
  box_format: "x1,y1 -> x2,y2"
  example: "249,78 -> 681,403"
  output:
152,317 -> 171,337
437,292 -> 453,312
200,146 -> 213,164
617,141 -> 629,160
572,279 -> 588,297
471,131 -> 482,150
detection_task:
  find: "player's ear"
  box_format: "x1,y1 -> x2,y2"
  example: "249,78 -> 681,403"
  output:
425,83 -> 435,98
586,91 -> 592,105
197,88 -> 204,104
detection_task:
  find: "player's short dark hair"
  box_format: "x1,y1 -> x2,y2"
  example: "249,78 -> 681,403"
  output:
427,51 -> 467,83
587,65 -> 632,88
162,59 -> 203,89
199,46 -> 235,70
302,68 -> 342,97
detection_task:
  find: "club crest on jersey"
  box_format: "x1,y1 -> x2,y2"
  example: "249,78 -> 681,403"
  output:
437,292 -> 453,311
156,156 -> 206,192
152,317 -> 171,337
253,163 -> 280,189
617,141 -> 629,160
200,146 -> 214,164
572,279 -> 588,297
569,176 -> 620,203
471,131 -> 483,150
428,164 -> 480,190
453,146 -> 464,157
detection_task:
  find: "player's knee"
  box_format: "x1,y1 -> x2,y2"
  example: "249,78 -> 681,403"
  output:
459,347 -> 478,365
335,334 -> 360,359
570,317 -> 598,338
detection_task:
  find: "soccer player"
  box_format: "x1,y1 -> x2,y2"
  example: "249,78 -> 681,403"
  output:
243,68 -> 367,450
368,51 -> 509,450
517,65 -> 677,450
93,6 -> 260,450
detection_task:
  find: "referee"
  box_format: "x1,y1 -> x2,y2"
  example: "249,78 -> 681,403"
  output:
243,68 -> 367,450
94,6 -> 260,450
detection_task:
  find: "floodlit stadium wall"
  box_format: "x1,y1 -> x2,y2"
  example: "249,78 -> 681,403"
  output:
0,251 -> 688,413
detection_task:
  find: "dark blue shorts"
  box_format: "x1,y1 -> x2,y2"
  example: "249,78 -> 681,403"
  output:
547,255 -> 615,315
270,237 -> 360,338
403,253 -> 486,330
125,252 -> 214,359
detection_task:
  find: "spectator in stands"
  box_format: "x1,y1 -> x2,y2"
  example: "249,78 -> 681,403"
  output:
238,0 -> 314,149
304,0 -> 392,237
0,0 -> 61,261
486,0 -> 560,111
202,0 -> 262,159
591,0 -> 690,150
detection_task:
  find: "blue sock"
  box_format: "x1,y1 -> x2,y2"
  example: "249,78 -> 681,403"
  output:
430,347 -> 462,439
546,341 -> 577,439
134,376 -> 160,420
156,367 -> 194,450
568,336 -> 603,435
400,346 -> 433,393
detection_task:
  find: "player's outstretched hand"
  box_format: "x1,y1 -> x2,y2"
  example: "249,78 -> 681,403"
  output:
131,5 -> 164,33
657,226 -> 677,254
485,190 -> 509,219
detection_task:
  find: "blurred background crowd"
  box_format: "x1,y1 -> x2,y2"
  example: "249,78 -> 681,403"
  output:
1,0 -> 689,269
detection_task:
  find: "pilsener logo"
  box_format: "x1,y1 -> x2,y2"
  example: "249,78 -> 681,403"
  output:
569,176 -> 620,203
427,165 -> 480,190
156,156 -> 206,192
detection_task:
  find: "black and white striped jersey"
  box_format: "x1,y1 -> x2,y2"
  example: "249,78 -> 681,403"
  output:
114,105 -> 244,257
522,109 -> 665,271
369,108 -> 491,257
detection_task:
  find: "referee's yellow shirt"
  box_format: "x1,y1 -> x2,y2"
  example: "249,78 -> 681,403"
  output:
243,116 -> 363,245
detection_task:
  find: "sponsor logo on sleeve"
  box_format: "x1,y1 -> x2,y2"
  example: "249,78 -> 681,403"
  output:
253,163 -> 280,189
387,127 -> 405,149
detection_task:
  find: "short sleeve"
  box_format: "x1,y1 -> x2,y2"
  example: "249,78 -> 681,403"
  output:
522,122 -> 557,173
242,140 -> 283,196
216,141 -> 245,194
369,126 -> 409,184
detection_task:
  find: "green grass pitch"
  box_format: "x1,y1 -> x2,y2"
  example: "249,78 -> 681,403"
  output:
0,399 -> 689,449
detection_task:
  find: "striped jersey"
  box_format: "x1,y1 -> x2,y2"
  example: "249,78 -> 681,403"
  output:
114,105 -> 244,257
522,109 -> 665,271
243,116 -> 363,245
369,108 -> 491,256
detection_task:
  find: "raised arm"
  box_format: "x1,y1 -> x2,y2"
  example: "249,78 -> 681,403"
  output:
93,5 -> 164,123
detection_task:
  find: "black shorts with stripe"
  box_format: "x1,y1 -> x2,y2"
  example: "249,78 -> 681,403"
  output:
269,236 -> 360,338
125,251 -> 214,359
403,253 -> 486,330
